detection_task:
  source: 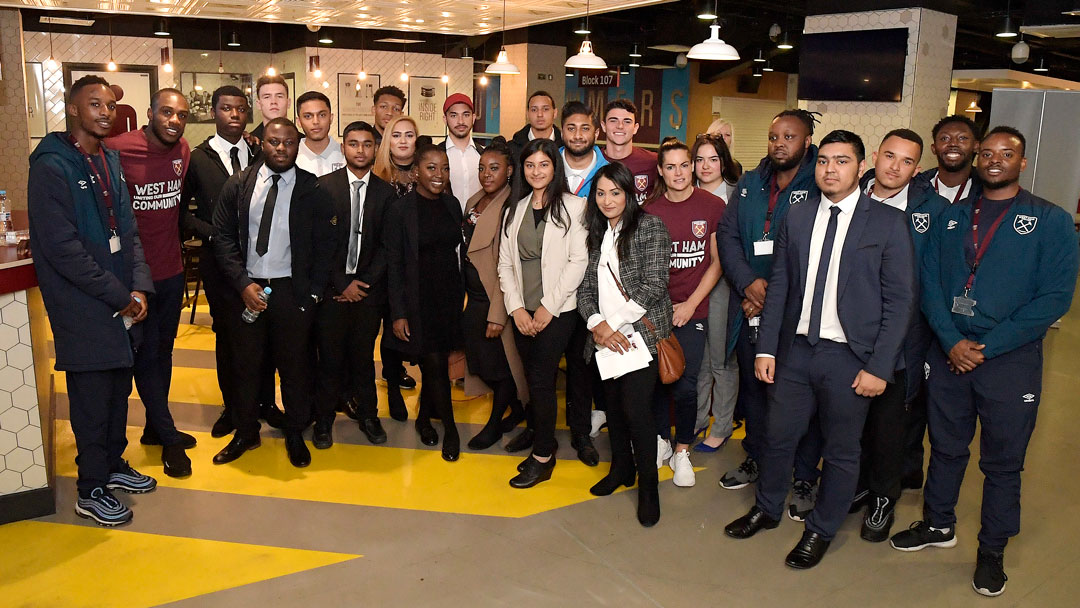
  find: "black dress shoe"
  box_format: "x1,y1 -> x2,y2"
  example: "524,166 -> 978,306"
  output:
260,404 -> 287,430
213,434 -> 261,465
467,419 -> 503,450
387,388 -> 409,422
360,418 -> 388,445
518,440 -> 557,471
590,469 -> 636,496
785,530 -> 831,569
162,444 -> 192,478
499,402 -> 526,434
504,428 -> 535,453
141,428 -> 197,449
509,456 -> 555,488
572,433 -> 600,467
312,421 -> 333,450
637,484 -> 660,527
416,419 -> 439,446
724,505 -> 781,539
210,410 -> 235,438
285,433 -> 311,468
442,431 -> 460,462
397,371 -> 417,390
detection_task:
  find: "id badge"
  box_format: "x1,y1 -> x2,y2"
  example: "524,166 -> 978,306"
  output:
753,239 -> 774,256
951,295 -> 976,316
108,234 -> 121,254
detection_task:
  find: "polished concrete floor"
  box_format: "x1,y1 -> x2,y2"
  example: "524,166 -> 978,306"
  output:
2,292 -> 1078,607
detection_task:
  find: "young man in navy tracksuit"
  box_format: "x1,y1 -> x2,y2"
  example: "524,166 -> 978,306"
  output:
28,75 -> 157,526
891,127 -> 1079,597
852,129 -> 949,542
717,110 -> 823,521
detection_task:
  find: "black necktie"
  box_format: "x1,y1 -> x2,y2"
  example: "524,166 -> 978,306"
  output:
255,174 -> 280,257
229,146 -> 242,175
807,205 -> 841,345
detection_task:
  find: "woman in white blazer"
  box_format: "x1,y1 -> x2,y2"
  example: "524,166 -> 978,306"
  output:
498,138 -> 589,489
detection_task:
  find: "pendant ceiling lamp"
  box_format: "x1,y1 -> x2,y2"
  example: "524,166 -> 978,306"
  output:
997,0 -> 1018,38
565,0 -> 606,69
687,1 -> 739,61
487,0 -> 520,74
1033,57 -> 1049,72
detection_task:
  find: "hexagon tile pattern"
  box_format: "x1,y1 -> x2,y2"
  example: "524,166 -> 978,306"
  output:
0,290 -> 47,496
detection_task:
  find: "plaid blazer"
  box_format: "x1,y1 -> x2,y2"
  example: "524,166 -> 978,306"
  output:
577,213 -> 673,361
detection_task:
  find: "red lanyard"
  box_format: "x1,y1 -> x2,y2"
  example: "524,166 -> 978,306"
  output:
69,135 -> 118,232
934,175 -> 967,205
964,196 -> 1012,292
764,175 -> 780,236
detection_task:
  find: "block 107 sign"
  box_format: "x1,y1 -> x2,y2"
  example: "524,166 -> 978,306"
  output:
578,70 -> 619,88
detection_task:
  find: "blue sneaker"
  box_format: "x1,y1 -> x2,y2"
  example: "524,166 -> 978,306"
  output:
106,461 -> 157,494
75,487 -> 133,526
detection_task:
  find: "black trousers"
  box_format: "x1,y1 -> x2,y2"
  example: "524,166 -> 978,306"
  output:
132,272 -> 184,446
230,278 -> 315,437
902,384 -> 929,478
603,361 -> 660,488
563,316 -> 598,436
315,296 -> 383,423
735,324 -> 768,460
380,310 -> 406,383
513,312 -> 577,458
653,319 -> 707,445
859,369 -> 909,502
67,367 -> 134,491
756,337 -> 871,540
923,341 -> 1042,551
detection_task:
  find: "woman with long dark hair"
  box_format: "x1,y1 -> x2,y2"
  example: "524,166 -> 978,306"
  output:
693,133 -> 741,204
578,162 -> 673,526
384,143 -> 465,461
461,138 -> 528,449
645,138 -> 725,488
497,138 -> 588,488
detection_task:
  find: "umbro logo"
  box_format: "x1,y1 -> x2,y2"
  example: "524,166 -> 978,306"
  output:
741,188 -> 748,198
695,322 -> 705,332
1023,393 -> 1035,403
924,362 -> 930,380
77,180 -> 88,189
947,220 -> 958,230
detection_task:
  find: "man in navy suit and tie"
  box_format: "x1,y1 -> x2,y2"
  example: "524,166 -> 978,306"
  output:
724,130 -> 916,569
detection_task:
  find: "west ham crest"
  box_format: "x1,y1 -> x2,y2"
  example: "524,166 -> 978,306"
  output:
789,190 -> 808,205
912,212 -> 930,234
172,158 -> 184,176
1013,214 -> 1037,235
691,220 -> 708,239
634,174 -> 648,192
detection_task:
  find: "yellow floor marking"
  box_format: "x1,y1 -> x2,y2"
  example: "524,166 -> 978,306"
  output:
0,520 -> 357,608
54,421 -> 688,518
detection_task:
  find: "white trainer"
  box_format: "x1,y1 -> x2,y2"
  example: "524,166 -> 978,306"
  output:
590,410 -> 607,438
656,435 -> 673,469
671,450 -> 696,487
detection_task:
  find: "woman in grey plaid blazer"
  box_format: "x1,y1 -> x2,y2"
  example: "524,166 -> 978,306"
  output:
577,162 -> 673,527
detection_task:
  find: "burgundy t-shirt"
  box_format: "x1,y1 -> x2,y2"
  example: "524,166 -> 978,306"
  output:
604,146 -> 658,206
645,187 -> 726,320
106,128 -> 190,282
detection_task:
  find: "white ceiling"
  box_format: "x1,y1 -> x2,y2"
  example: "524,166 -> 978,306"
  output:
10,0 -> 673,36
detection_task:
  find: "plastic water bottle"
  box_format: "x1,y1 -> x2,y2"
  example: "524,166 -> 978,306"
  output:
748,315 -> 761,345
0,191 -> 12,234
241,286 -> 272,323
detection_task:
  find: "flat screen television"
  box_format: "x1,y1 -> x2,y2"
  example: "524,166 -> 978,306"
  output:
797,28 -> 909,102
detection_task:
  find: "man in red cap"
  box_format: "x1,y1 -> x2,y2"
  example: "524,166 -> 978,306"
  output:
440,93 -> 481,210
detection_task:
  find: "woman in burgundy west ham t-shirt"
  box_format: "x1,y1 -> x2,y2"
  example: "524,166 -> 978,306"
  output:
644,138 -> 724,489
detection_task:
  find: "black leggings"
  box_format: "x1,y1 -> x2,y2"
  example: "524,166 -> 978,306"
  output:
418,351 -> 456,437
513,312 -> 577,458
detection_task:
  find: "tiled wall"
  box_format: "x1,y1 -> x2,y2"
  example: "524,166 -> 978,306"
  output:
0,9 -> 31,210
802,8 -> 956,169
0,290 -> 47,496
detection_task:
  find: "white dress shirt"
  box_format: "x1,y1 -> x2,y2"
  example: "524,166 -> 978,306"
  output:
446,137 -> 482,209
586,221 -> 646,337
528,127 -> 556,141
564,148 -> 597,195
345,169 -> 370,274
209,134 -> 250,176
932,175 -> 971,204
795,187 -> 861,343
247,165 -> 295,279
866,179 -> 909,211
296,137 -> 345,177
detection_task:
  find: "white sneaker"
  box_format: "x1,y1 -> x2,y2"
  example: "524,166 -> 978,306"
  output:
656,435 -> 673,469
671,450 -> 696,487
590,410 -> 607,438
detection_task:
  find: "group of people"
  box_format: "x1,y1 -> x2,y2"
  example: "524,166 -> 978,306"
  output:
29,71 -> 1077,599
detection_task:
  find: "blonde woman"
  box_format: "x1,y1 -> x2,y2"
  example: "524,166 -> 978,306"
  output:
707,117 -> 742,175
373,115 -> 419,197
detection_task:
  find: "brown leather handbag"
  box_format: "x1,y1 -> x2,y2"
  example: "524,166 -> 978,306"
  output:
606,263 -> 685,384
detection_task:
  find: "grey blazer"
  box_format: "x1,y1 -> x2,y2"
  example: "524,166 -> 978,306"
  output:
577,213 -> 674,361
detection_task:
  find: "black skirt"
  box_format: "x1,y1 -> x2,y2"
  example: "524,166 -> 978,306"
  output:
462,294 -> 513,382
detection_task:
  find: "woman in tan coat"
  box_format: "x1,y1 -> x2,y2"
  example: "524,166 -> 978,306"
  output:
461,139 -> 528,449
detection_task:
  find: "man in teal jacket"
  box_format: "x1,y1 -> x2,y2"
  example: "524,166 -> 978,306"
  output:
890,126 -> 1079,598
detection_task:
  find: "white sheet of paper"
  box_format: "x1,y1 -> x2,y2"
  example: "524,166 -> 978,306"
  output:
753,240 -> 774,256
595,331 -> 653,380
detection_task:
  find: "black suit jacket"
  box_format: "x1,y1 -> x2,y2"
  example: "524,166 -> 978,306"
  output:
317,168 -> 396,302
758,192 -> 916,382
212,160 -> 334,304
182,136 -> 258,241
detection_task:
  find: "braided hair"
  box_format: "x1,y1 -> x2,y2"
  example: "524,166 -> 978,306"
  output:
773,109 -> 822,136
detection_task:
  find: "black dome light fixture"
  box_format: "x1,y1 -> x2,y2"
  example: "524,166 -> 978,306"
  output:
154,18 -> 169,36
228,31 -> 241,47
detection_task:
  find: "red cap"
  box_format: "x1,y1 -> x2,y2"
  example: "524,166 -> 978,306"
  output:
443,93 -> 474,113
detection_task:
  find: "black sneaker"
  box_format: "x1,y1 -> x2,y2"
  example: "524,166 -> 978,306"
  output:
889,520 -> 957,552
860,494 -> 895,542
788,479 -> 817,522
973,549 -> 1007,597
106,461 -> 158,494
75,487 -> 133,526
719,456 -> 758,490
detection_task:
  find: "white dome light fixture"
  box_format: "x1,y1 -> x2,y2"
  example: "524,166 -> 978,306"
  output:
486,0 -> 521,74
687,22 -> 740,61
1011,38 -> 1030,64
564,0 -> 607,69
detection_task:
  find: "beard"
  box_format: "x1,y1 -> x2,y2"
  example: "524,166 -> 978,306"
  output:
769,148 -> 805,173
980,174 -> 1018,191
566,141 -> 594,158
938,151 -> 975,173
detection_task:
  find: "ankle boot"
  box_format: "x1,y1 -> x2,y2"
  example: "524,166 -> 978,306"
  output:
500,400 -> 526,433
469,399 -> 509,450
590,468 -> 636,496
637,483 -> 660,527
